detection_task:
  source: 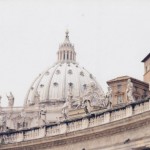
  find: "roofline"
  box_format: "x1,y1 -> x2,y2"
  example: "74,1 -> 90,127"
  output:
107,76 -> 149,86
141,53 -> 150,62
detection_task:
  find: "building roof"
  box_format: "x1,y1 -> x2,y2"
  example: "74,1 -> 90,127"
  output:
141,53 -> 150,62
107,76 -> 149,86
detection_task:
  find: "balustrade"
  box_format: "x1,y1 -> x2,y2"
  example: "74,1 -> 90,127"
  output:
0,100 -> 150,144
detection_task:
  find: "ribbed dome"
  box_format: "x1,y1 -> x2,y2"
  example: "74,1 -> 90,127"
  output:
24,31 -> 105,108
24,62 -> 104,106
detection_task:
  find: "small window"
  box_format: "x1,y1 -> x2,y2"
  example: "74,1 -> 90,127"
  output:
23,122 -> 28,128
40,84 -> 44,88
68,69 -> 73,74
56,70 -> 60,75
31,87 -> 34,90
117,95 -> 123,104
143,89 -> 147,97
145,66 -> 148,73
17,123 -> 21,129
68,82 -> 73,87
45,71 -> 49,75
117,84 -> 122,92
90,74 -> 93,79
80,71 -> 84,76
134,86 -> 138,92
53,82 -> 58,87
83,84 -> 87,90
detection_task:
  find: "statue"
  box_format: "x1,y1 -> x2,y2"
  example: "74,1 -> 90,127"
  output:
83,100 -> 91,114
62,99 -> 70,119
105,86 -> 113,108
126,79 -> 135,103
6,92 -> 14,107
39,104 -> 47,124
82,81 -> 107,109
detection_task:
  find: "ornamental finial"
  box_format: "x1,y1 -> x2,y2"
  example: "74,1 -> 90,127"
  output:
65,29 -> 69,38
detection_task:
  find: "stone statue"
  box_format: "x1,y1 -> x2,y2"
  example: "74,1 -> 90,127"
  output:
126,79 -> 135,103
82,82 -> 107,109
105,86 -> 113,108
40,104 -> 47,124
84,100 -> 91,114
83,82 -> 96,103
6,92 -> 14,107
62,99 -> 70,119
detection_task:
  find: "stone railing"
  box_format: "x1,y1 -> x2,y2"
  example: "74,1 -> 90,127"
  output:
0,99 -> 150,144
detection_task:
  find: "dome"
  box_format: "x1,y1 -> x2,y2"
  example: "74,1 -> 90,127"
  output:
24,31 -> 105,110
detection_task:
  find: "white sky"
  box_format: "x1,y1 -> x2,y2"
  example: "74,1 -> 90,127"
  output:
0,0 -> 149,106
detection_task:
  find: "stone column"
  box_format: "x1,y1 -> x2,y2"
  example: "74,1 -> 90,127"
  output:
82,118 -> 89,129
104,112 -> 110,123
60,123 -> 67,134
126,105 -> 133,117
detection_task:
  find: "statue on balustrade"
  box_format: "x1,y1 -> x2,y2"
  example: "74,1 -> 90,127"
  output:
62,84 -> 73,119
83,100 -> 91,114
105,86 -> 113,108
126,79 -> 135,103
62,98 -> 70,119
40,104 -> 47,125
6,92 -> 14,108
82,82 -> 107,112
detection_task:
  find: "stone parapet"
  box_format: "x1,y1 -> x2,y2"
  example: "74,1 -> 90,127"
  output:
0,98 -> 150,146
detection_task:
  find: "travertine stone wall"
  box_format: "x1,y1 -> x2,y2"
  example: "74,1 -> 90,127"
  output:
0,99 -> 150,150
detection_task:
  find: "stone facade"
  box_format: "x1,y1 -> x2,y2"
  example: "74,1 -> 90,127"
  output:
0,98 -> 150,150
142,53 -> 150,83
107,76 -> 149,107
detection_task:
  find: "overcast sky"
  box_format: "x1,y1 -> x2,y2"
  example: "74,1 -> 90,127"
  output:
0,0 -> 149,106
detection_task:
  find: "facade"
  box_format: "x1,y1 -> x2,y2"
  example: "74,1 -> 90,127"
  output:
0,32 -> 150,150
107,76 -> 149,107
142,53 -> 150,83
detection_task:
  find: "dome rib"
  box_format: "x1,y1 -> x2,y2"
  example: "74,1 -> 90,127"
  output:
46,64 -> 60,101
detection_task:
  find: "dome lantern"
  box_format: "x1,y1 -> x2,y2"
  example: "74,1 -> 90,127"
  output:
57,30 -> 76,63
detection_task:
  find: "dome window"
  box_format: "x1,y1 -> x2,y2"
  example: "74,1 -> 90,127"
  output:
53,82 -> 58,87
80,71 -> 84,76
68,82 -> 73,87
68,69 -> 73,74
40,84 -> 44,88
56,70 -> 60,75
45,71 -> 49,75
90,74 -> 93,79
83,84 -> 87,90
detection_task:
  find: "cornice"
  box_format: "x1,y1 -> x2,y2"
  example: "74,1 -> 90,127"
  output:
1,110 -> 150,150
